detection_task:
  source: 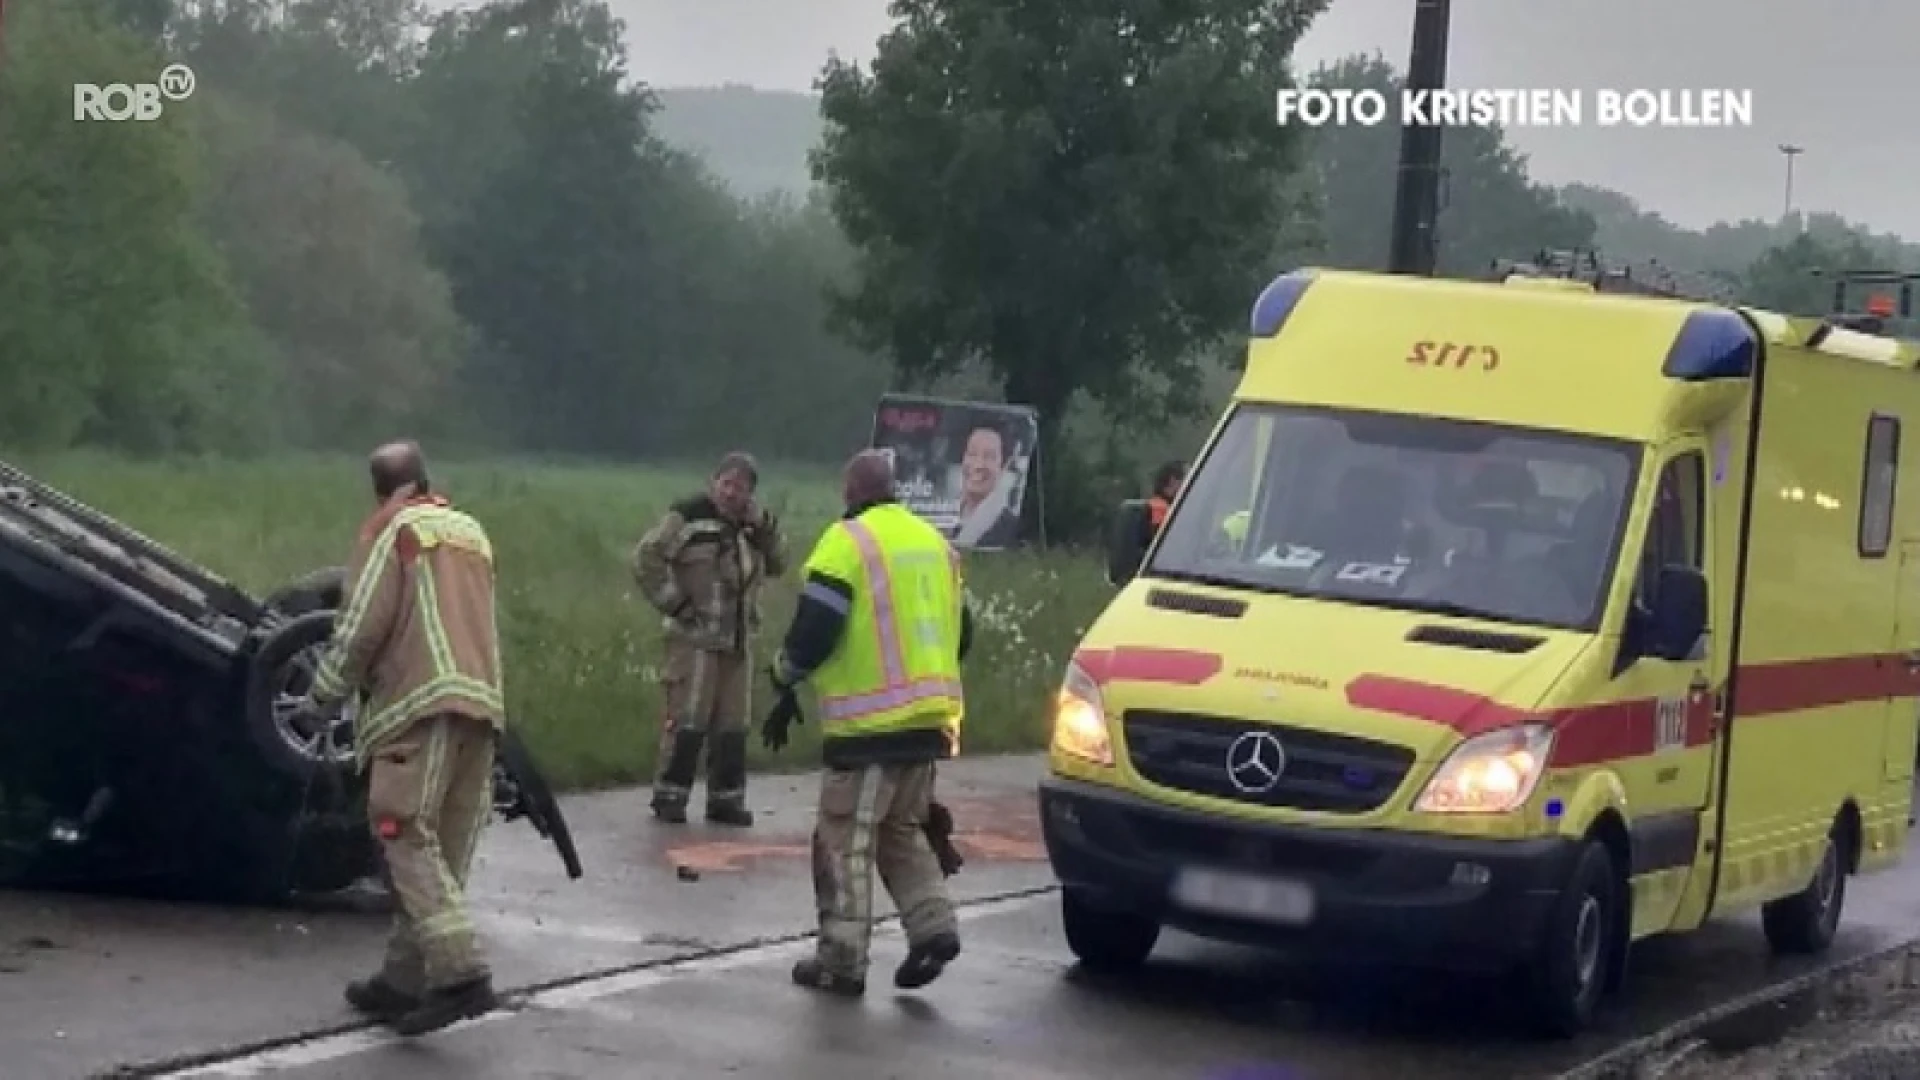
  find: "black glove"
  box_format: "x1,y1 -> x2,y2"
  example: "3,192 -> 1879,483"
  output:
761,687 -> 804,752
746,510 -> 778,549
924,800 -> 964,877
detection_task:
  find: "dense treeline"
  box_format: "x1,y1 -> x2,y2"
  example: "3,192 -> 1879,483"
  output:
3,0 -> 1915,535
1,0 -> 888,461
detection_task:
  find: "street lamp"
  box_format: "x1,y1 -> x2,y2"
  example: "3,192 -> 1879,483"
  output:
1778,144 -> 1803,224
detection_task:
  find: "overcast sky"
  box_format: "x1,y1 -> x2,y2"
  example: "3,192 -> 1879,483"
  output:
590,0 -> 1916,238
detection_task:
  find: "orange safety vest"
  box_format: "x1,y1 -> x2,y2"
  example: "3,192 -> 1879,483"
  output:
1147,496 -> 1171,530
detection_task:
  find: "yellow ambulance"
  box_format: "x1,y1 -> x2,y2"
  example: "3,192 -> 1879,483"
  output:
1042,266 -> 1920,1035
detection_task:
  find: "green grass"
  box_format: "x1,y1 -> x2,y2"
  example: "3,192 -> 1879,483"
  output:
15,451 -> 1112,791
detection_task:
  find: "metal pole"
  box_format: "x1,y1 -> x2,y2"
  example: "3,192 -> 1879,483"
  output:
1779,144 -> 1803,223
1387,0 -> 1452,276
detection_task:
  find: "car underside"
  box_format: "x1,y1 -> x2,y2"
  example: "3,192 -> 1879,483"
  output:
0,461 -> 580,903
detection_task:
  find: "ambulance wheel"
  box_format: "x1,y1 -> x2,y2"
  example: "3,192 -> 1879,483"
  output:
1061,889 -> 1159,973
1526,839 -> 1620,1038
1762,822 -> 1848,955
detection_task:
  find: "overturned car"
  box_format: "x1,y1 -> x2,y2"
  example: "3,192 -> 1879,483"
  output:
0,461 -> 581,903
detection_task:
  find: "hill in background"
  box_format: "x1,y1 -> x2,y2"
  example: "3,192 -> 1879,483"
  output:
652,85 -> 823,199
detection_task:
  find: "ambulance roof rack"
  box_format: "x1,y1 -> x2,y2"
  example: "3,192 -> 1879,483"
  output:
1488,248 -> 1738,305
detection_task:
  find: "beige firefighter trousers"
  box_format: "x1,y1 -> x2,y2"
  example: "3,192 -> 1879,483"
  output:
653,641 -> 751,807
367,711 -> 496,993
810,760 -> 957,974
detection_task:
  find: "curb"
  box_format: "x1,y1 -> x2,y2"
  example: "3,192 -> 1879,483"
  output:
1554,935 -> 1920,1079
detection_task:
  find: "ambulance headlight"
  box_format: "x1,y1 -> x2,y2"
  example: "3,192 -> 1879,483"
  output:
1051,661 -> 1113,767
1414,725 -> 1554,814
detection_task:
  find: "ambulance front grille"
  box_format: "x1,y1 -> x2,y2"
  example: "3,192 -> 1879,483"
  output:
1122,711 -> 1415,813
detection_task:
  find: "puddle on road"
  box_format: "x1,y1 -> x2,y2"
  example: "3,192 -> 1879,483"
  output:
658,791 -> 1044,874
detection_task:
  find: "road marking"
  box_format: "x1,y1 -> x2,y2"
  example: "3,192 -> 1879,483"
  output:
157,888 -> 1054,1077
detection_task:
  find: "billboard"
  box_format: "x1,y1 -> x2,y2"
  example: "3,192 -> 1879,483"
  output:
869,393 -> 1039,551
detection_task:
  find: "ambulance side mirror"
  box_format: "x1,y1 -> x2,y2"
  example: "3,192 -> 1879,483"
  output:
1646,565 -> 1708,662
1106,500 -> 1152,586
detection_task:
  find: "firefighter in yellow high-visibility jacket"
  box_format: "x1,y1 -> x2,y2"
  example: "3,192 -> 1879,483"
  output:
761,449 -> 974,997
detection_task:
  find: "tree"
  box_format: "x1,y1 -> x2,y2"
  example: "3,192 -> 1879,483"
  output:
1304,53 -> 1594,275
172,0 -> 427,176
812,0 -> 1331,531
1561,183 -> 1920,280
421,0 -> 707,455
0,0 -> 273,451
1737,231 -> 1883,316
194,93 -> 463,446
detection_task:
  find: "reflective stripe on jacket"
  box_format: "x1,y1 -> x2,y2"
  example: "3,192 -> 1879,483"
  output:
799,502 -> 964,752
312,495 -> 506,763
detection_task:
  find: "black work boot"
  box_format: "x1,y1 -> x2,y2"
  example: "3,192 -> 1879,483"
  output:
792,955 -> 866,997
651,731 -> 705,824
389,974 -> 497,1037
705,731 -> 753,826
894,932 -> 961,990
344,974 -> 418,1022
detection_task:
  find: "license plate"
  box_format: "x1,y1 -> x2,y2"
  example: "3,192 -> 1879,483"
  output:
1171,867 -> 1315,925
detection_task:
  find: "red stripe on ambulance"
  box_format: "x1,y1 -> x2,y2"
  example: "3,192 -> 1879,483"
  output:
1072,646 -> 1223,686
1347,651 -> 1919,768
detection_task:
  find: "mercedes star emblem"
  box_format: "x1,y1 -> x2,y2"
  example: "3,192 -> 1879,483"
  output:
1225,731 -> 1287,794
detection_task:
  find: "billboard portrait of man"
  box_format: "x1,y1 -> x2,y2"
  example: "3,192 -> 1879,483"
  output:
951,419 -> 1023,550
868,394 -> 1038,551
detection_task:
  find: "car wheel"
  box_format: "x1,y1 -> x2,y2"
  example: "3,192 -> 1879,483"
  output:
1526,839 -> 1620,1038
1763,820 -> 1849,955
244,610 -> 358,779
260,566 -> 346,621
1061,888 -> 1159,972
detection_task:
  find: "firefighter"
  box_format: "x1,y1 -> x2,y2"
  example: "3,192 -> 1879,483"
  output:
633,451 -> 788,826
761,448 -> 973,996
287,440 -> 506,1037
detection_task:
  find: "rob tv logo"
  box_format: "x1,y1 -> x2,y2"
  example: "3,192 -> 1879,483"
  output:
73,64 -> 196,122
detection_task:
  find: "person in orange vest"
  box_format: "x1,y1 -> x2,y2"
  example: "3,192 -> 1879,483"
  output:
1146,461 -> 1185,533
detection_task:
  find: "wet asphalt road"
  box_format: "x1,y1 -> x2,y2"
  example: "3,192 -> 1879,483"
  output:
3,756 -> 1920,1080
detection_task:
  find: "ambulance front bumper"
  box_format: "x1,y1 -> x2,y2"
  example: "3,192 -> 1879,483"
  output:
1039,776 -> 1577,972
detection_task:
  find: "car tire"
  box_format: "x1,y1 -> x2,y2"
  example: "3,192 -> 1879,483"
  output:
244,610 -> 358,780
1762,820 -> 1848,955
1526,839 -> 1620,1038
261,566 -> 346,620
1061,889 -> 1159,972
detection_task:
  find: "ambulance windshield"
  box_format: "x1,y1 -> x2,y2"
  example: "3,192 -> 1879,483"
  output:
1147,404 -> 1642,631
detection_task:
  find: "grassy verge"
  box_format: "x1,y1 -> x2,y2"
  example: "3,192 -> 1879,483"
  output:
17,451 -> 1113,791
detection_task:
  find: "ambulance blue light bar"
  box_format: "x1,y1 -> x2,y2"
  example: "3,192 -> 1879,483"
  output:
1251,270 -> 1318,338
1662,309 -> 1757,380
